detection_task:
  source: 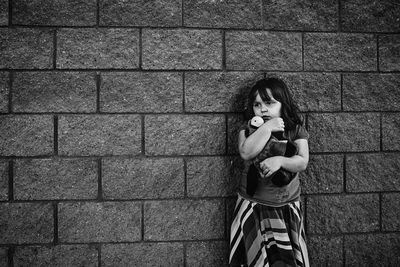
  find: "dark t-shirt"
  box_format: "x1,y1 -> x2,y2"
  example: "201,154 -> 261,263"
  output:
238,124 -> 309,207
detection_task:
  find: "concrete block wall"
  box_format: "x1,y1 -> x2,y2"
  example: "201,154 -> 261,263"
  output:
0,0 -> 399,266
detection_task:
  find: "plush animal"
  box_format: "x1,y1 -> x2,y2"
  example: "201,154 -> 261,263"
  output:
245,116 -> 298,187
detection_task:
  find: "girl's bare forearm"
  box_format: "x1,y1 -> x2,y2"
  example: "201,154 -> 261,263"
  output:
238,128 -> 271,160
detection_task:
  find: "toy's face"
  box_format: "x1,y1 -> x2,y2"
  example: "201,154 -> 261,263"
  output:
252,89 -> 282,120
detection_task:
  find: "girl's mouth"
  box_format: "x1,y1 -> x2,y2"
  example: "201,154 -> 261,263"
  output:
262,116 -> 271,121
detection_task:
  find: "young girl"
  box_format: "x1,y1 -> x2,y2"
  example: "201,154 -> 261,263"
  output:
229,78 -> 310,267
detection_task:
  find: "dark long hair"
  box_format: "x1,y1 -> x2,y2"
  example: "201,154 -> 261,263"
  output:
244,77 -> 303,131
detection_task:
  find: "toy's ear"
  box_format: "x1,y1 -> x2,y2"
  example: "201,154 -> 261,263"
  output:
284,141 -> 298,157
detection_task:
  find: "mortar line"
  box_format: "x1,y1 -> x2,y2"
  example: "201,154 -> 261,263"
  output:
8,0 -> 12,26
53,202 -> 59,244
54,115 -> 58,155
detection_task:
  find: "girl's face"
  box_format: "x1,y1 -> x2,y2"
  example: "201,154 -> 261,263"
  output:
252,89 -> 282,120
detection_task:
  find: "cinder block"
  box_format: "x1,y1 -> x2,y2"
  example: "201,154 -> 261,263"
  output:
57,28 -> 139,69
101,243 -> 184,266
307,194 -> 379,234
184,0 -> 262,29
0,0 -> 7,25
12,0 -> 96,26
341,0 -> 400,32
0,72 -> 9,113
308,113 -> 380,152
346,153 -> 400,192
344,233 -> 400,266
304,33 -> 376,71
144,199 -> 225,240
307,236 -> 343,266
0,203 -> 53,244
0,28 -> 53,69
187,156 -> 243,197
142,29 -> 222,70
14,245 -> 98,266
58,202 -> 141,242
145,115 -> 225,156
14,158 -> 98,200
100,72 -> 182,113
58,115 -> 142,156
186,241 -> 229,267
382,193 -> 400,231
226,31 -> 302,70
13,72 -> 97,113
263,0 -> 337,31
343,74 -> 400,111
273,72 -> 341,112
99,0 -> 181,26
382,113 -> 400,151
379,35 -> 400,71
302,154 -> 344,194
0,160 -> 7,200
0,115 -> 53,156
184,72 -> 262,112
102,158 -> 184,199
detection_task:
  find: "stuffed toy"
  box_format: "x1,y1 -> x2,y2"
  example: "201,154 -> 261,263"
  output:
245,116 -> 298,188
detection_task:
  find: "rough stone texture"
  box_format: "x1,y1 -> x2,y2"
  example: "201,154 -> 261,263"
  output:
263,0 -> 337,31
13,72 -> 97,113
271,72 -> 341,112
307,194 -> 379,234
144,199 -> 224,240
100,72 -> 183,113
186,156 -> 243,197
0,160 -> 7,200
14,158 -> 98,200
0,72 -> 9,113
184,0 -> 261,29
304,33 -> 377,71
382,113 -> 400,151
186,241 -> 229,267
227,114 -> 245,155
308,113 -> 380,152
0,0 -> 7,25
226,31 -> 302,70
100,0 -> 181,26
12,0 -> 96,26
58,115 -> 141,156
145,115 -> 225,155
382,193 -> 400,231
346,153 -> 400,192
102,243 -> 184,266
102,158 -> 184,199
14,245 -> 98,267
57,28 -> 139,69
58,202 -> 141,242
0,248 -> 6,267
341,0 -> 400,32
0,115 -> 53,156
343,74 -> 400,111
0,28 -> 53,69
307,236 -> 343,266
344,233 -> 400,266
185,72 -> 262,112
302,154 -> 344,194
379,35 -> 400,71
142,29 -> 222,70
0,203 -> 53,244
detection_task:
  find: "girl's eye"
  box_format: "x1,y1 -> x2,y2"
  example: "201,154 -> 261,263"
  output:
253,103 -> 261,107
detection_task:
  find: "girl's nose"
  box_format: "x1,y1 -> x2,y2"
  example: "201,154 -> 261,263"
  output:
261,104 -> 268,112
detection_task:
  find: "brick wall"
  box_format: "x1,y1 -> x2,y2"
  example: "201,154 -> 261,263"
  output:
1,0 -> 399,266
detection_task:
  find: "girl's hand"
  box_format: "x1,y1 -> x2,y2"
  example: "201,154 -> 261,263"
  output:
260,156 -> 283,177
261,117 -> 285,132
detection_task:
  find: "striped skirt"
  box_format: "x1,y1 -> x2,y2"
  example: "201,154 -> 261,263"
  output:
229,194 -> 309,267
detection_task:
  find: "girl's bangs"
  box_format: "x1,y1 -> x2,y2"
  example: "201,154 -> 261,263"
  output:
256,87 -> 272,102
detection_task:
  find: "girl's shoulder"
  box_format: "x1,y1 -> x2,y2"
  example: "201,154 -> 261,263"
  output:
287,124 -> 309,141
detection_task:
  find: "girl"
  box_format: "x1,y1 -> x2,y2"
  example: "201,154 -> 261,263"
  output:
229,78 -> 310,267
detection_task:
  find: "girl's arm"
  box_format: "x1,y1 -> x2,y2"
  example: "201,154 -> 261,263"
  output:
260,139 -> 309,177
238,117 -> 285,161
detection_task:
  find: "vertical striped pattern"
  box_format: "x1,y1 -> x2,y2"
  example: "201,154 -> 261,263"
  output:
230,194 -> 309,267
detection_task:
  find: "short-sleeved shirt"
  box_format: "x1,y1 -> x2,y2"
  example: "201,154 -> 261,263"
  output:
238,124 -> 309,207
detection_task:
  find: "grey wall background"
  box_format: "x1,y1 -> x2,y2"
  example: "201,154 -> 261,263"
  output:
1,0 -> 400,266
